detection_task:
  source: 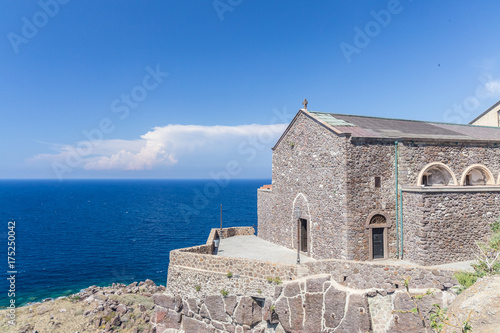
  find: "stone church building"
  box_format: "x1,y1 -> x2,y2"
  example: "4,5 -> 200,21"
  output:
258,104 -> 500,266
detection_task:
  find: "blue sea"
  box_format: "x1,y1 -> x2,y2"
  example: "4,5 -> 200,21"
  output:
0,179 -> 265,307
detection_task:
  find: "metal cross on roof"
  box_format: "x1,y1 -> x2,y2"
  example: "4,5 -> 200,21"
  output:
302,99 -> 308,110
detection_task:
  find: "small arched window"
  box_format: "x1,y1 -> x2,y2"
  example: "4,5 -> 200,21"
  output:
460,165 -> 495,186
369,214 -> 386,225
417,163 -> 457,186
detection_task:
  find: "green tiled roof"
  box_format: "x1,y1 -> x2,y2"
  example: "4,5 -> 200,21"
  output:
309,111 -> 356,127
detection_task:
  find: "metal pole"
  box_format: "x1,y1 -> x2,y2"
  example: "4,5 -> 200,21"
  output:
220,204 -> 222,238
297,218 -> 300,264
395,141 -> 399,259
400,189 -> 404,259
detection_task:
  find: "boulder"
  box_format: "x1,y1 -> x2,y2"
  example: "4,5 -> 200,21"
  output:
443,276 -> 500,333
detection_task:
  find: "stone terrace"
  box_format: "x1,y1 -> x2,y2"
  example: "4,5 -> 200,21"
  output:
217,235 -> 316,265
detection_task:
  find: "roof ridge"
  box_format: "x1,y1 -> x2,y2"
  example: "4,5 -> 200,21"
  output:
310,111 -> 500,130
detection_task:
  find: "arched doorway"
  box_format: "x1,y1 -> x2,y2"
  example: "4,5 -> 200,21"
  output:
366,213 -> 390,260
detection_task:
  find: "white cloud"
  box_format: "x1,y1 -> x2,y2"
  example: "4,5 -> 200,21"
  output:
485,80 -> 500,96
30,123 -> 287,172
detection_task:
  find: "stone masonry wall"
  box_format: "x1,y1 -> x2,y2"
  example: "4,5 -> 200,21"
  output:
166,265 -> 279,301
345,140 -> 398,261
257,188 -> 273,245
305,258 -> 457,290
403,190 -> 500,265
398,141 -> 500,186
169,249 -> 298,281
153,273 -> 457,333
167,248 -> 298,301
258,112 -> 350,260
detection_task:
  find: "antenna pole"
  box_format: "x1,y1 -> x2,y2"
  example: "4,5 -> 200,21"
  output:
220,204 -> 223,237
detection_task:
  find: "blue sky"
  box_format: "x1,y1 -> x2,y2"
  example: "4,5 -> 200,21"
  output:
1,0 -> 500,179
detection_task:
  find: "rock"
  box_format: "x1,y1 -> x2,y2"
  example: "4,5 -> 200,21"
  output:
187,298 -> 198,314
283,281 -> 301,297
116,303 -> 127,314
224,295 -> 237,316
443,276 -> 500,333
205,295 -> 228,322
262,298 -> 272,322
274,285 -> 283,299
323,286 -> 347,329
111,315 -> 121,326
442,282 -> 453,289
94,317 -> 102,328
335,294 -> 371,332
84,295 -> 94,303
212,320 -> 225,330
288,296 -> 304,330
19,323 -> 34,333
145,279 -> 156,286
378,289 -> 388,297
153,293 -> 182,311
275,296 -> 290,332
152,307 -> 182,329
306,274 -> 330,293
303,292 -> 323,332
388,289 -> 446,333
183,316 -> 215,333
234,296 -> 262,326
200,303 -> 210,319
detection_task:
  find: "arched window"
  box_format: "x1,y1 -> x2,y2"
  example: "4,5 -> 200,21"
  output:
460,164 -> 495,186
369,214 -> 386,225
417,163 -> 457,186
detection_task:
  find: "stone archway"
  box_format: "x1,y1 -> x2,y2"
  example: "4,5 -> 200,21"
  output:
417,162 -> 457,186
460,164 -> 495,186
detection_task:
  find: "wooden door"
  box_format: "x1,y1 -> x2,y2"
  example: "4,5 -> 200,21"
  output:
372,228 -> 384,259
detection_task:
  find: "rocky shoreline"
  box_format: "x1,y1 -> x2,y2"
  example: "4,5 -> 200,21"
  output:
0,280 -> 164,333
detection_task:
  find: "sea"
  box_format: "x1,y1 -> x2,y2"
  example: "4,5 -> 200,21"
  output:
0,179 -> 266,308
